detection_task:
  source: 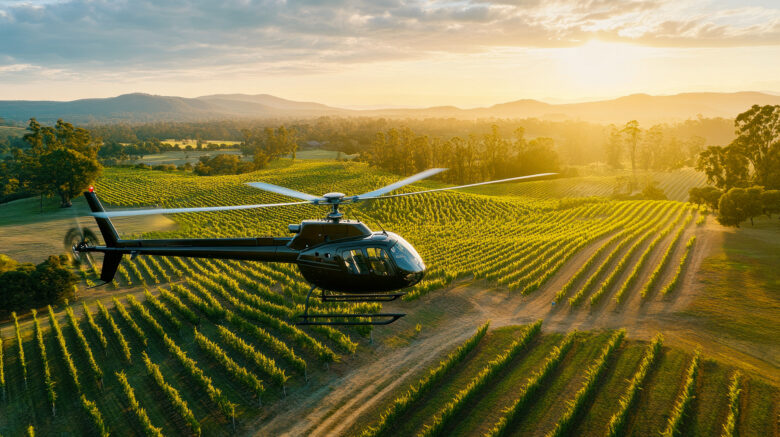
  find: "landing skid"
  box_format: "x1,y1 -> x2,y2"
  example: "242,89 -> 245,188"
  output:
319,290 -> 404,302
295,286 -> 406,326
296,313 -> 404,326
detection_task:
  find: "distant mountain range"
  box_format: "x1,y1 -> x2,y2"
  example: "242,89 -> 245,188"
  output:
1,91 -> 779,125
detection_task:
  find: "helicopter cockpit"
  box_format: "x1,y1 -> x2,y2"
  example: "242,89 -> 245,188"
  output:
341,233 -> 424,275
296,227 -> 426,293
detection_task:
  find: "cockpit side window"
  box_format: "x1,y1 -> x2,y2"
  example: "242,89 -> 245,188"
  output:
366,247 -> 393,276
343,249 -> 369,274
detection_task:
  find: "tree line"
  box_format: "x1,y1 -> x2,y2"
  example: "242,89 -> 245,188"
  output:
690,105 -> 780,227
362,125 -> 561,184
79,116 -> 732,166
98,138 -> 236,163
605,121 -> 705,173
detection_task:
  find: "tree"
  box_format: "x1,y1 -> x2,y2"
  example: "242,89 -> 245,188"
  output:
253,151 -> 270,170
689,186 -> 722,211
621,120 -> 640,178
640,125 -> 663,170
241,125 -> 299,165
0,254 -> 18,273
641,181 -> 667,200
31,255 -> 78,305
0,255 -> 77,314
278,126 -> 299,160
38,148 -> 102,207
0,265 -> 35,312
762,190 -> 780,218
696,105 -> 780,191
518,137 -> 560,175
0,159 -> 20,201
732,105 -> 780,188
745,186 -> 764,226
194,154 -> 254,176
696,145 -> 750,191
605,125 -> 623,169
18,118 -> 102,208
98,140 -> 128,160
683,136 -> 706,167
717,188 -> 749,227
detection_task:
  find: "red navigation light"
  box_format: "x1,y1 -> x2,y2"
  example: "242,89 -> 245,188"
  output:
89,186 -> 94,192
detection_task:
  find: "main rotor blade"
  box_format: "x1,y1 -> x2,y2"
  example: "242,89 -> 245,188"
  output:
360,173 -> 557,200
245,182 -> 323,201
92,201 -> 310,218
357,168 -> 447,198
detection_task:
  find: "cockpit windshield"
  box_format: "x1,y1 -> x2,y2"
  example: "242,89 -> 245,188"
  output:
389,236 -> 425,272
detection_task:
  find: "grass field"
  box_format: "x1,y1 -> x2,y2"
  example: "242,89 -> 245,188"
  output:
677,217 -> 780,369
0,160 -> 776,436
128,149 -> 247,166
162,139 -> 242,148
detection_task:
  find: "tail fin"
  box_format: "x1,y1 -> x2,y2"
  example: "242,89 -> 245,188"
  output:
100,253 -> 123,283
84,190 -> 122,283
84,191 -> 119,247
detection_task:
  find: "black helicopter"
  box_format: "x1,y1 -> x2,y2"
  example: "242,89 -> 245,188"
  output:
71,168 -> 553,325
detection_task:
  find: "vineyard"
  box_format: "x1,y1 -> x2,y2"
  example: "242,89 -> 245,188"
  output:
91,161 -> 707,307
359,323 -> 778,437
0,160 -> 774,436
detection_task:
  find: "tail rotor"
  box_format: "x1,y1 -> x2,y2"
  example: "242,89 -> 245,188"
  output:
64,226 -> 98,266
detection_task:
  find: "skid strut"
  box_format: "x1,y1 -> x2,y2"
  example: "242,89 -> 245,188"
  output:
295,286 -> 405,326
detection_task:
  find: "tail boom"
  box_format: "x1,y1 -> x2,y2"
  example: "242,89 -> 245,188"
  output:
80,190 -> 298,282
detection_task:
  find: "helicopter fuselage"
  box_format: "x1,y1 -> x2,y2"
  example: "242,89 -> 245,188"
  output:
80,195 -> 426,294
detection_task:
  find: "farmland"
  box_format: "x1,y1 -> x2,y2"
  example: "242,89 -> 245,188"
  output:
358,323 -> 777,437
0,160 -> 777,436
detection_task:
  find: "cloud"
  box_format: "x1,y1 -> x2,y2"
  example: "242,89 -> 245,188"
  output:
0,0 -> 778,80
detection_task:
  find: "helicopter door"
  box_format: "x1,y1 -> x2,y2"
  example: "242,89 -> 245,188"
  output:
343,249 -> 370,274
366,247 -> 394,276
342,247 -> 394,276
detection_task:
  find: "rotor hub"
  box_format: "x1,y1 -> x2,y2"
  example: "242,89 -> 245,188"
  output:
322,192 -> 345,202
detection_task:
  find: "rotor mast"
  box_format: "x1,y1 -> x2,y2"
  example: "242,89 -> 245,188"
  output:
322,192 -> 345,222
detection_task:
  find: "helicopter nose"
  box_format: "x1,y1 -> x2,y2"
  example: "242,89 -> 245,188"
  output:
404,271 -> 425,287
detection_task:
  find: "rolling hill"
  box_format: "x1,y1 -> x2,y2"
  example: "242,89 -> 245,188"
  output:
1,91 -> 779,125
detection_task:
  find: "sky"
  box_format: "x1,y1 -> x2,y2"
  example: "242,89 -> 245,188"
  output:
1,0 -> 779,108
